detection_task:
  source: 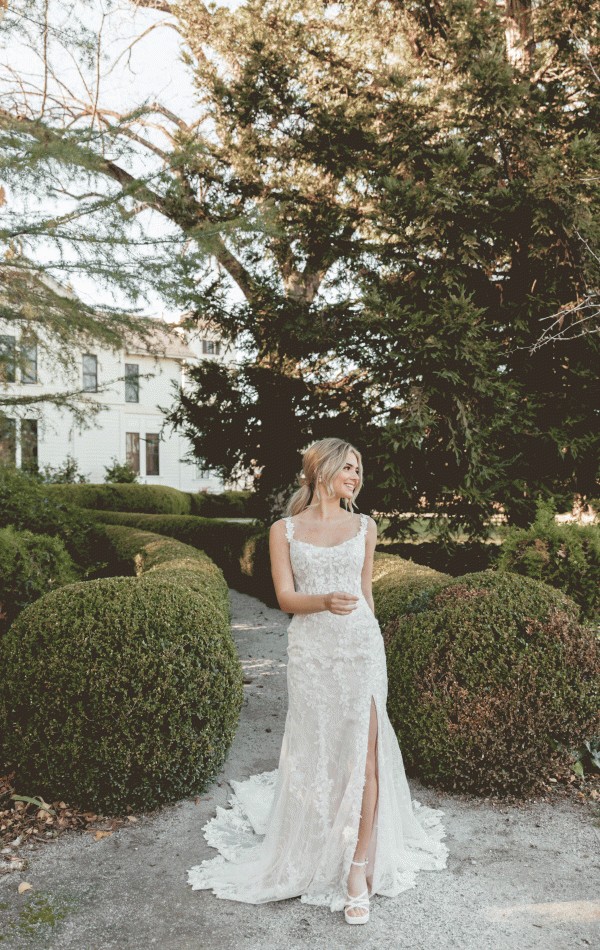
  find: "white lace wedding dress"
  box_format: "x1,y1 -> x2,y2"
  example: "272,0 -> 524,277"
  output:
187,514 -> 448,910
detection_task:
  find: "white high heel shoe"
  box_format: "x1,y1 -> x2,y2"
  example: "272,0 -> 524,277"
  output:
344,859 -> 369,925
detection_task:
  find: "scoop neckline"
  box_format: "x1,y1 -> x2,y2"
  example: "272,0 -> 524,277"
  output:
288,514 -> 364,549
291,534 -> 358,550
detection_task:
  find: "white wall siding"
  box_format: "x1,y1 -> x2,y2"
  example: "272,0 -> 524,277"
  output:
0,318 -> 230,494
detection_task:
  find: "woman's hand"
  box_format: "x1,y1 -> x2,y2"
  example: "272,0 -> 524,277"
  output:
324,592 -> 359,615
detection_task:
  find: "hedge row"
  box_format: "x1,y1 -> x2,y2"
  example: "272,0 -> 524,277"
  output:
0,527 -> 78,637
85,509 -> 275,604
0,467 -> 115,579
43,483 -> 257,518
0,525 -> 242,813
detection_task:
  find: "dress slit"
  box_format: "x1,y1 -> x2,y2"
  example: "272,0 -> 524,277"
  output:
365,695 -> 380,886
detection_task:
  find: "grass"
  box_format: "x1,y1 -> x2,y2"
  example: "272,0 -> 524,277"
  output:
0,892 -> 79,944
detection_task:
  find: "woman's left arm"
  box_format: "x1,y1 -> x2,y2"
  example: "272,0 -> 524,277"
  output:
360,517 -> 378,614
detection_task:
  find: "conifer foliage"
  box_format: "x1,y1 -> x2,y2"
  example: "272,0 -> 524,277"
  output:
2,1 -> 599,527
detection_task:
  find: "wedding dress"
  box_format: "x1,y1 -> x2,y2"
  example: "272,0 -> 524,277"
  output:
187,513 -> 448,910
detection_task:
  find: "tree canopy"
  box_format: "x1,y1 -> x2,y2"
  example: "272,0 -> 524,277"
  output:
2,0 -> 599,529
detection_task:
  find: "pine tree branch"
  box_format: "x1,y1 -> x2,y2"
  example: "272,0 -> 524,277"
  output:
0,111 -> 258,301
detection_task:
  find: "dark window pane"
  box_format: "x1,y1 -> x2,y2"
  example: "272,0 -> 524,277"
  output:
0,335 -> 15,383
126,432 -> 140,473
202,339 -> 220,355
21,419 -> 38,466
125,363 -> 139,403
145,433 -> 159,476
22,344 -> 37,384
82,354 -> 98,392
0,417 -> 16,464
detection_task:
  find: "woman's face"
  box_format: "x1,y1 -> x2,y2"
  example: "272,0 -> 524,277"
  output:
331,451 -> 360,501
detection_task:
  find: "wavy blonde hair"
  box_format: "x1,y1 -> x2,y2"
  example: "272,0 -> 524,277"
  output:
285,438 -> 363,517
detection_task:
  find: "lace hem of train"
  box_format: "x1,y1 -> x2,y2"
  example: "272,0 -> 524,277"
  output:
187,769 -> 448,908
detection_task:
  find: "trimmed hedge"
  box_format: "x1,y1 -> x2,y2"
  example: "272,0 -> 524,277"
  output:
0,525 -> 242,812
0,528 -> 77,637
191,490 -> 257,519
383,570 -> 600,796
42,483 -> 258,518
86,510 -> 274,604
372,552 -> 451,630
103,524 -> 229,612
497,499 -> 600,620
0,467 -> 113,577
43,482 -> 193,515
376,540 -> 499,577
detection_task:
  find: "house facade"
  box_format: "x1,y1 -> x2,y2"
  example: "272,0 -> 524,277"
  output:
0,310 -> 232,493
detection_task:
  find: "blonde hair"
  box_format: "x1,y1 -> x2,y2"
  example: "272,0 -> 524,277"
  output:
285,438 -> 363,517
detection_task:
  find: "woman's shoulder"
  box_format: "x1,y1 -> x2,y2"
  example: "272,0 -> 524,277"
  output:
270,517 -> 290,535
359,513 -> 377,533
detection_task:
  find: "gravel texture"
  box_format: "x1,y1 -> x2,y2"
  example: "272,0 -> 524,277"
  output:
1,588 -> 599,950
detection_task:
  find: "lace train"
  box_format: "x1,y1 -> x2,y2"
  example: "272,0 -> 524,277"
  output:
188,765 -> 447,910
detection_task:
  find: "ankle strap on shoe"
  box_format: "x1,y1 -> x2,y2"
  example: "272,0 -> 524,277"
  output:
350,859 -> 368,867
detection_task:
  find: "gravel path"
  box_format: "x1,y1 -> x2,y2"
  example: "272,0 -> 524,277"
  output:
1,589 -> 599,949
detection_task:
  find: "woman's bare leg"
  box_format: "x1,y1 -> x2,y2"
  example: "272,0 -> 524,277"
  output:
346,698 -> 378,919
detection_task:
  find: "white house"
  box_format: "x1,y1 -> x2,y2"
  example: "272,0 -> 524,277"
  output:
0,281 -> 233,492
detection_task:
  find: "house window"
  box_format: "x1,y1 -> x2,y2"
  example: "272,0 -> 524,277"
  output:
0,335 -> 15,383
145,433 -> 159,476
21,419 -> 38,467
125,363 -> 139,403
22,344 -> 37,384
0,417 -> 16,464
126,432 -> 140,473
202,339 -> 220,356
82,354 -> 98,392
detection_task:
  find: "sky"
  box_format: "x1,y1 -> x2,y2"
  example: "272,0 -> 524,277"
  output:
2,0 -> 244,321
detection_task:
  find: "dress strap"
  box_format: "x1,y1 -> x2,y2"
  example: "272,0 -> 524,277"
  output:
283,517 -> 295,543
358,513 -> 369,538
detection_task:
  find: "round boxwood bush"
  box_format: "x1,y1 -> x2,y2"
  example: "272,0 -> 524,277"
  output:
0,574 -> 243,812
384,571 -> 600,796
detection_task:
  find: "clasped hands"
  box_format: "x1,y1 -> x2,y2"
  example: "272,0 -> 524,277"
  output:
325,591 -> 359,615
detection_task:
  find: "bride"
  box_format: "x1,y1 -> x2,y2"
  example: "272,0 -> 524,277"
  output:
188,438 -> 447,924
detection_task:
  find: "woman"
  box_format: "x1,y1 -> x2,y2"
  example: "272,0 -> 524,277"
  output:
188,438 -> 447,923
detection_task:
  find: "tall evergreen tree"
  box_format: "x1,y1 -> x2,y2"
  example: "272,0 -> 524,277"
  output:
2,0 -> 599,528
356,0 -> 600,533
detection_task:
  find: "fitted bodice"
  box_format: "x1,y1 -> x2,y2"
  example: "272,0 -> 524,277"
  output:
284,514 -> 369,597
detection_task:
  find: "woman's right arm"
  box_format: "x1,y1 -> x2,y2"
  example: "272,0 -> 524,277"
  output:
269,521 -> 358,616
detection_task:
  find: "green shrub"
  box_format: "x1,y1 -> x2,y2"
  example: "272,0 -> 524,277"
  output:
103,458 -> 139,483
42,483 -> 259,518
377,539 -> 499,576
0,528 -> 77,636
190,490 -> 257,518
0,467 -> 112,577
87,510 -> 274,604
103,524 -> 229,613
497,499 -> 600,620
372,552 -> 451,630
0,529 -> 241,812
43,483 -> 192,515
383,570 -> 600,796
37,455 -> 90,484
